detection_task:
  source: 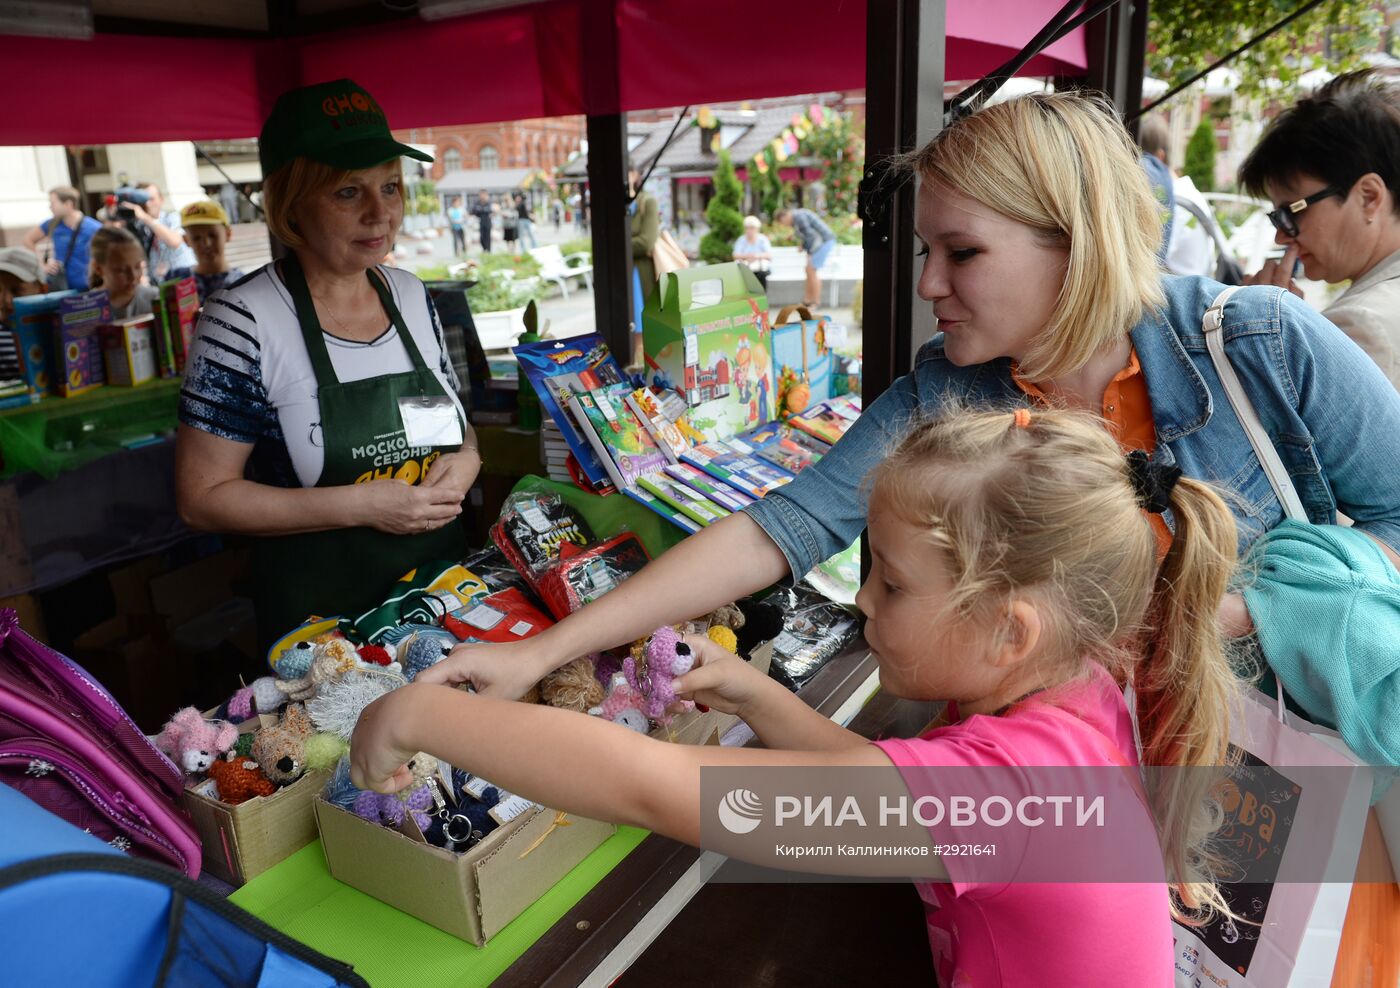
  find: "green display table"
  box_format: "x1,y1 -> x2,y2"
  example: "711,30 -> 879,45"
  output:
0,377 -> 181,479
230,828 -> 648,988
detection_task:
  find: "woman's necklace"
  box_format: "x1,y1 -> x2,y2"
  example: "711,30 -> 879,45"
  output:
311,286 -> 369,338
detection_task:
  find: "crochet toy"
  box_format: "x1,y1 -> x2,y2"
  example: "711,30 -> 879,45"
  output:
401,630 -> 455,682
323,755 -> 363,810
227,677 -> 288,722
208,754 -> 277,804
539,656 -> 606,712
251,703 -> 315,784
705,603 -> 745,654
588,671 -> 650,733
425,770 -> 501,852
275,640 -> 317,680
624,626 -> 697,724
306,667 -> 405,741
303,732 -> 350,772
277,640 -> 360,702
357,644 -> 393,667
154,707 -> 240,775
233,732 -> 255,757
352,752 -> 440,832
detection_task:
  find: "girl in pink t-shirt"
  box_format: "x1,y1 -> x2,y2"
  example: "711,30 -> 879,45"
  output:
351,407 -> 1246,986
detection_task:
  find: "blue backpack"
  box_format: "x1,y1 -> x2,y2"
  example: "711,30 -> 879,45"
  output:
0,782 -> 369,987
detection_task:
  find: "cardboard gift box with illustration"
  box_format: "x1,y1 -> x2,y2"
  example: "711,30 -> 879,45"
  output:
642,263 -> 773,442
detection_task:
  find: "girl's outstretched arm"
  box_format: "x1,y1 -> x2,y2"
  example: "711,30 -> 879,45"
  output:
350,683 -> 899,849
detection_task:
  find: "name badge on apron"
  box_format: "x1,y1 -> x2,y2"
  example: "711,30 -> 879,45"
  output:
399,395 -> 463,447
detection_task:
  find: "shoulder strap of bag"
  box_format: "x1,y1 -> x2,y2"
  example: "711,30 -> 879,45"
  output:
1201,287 -> 1308,521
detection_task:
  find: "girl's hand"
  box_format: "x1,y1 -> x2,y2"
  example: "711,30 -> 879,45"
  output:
357,479 -> 463,535
415,638 -> 554,699
672,634 -> 769,717
422,448 -> 481,500
1218,592 -> 1255,638
350,684 -> 424,794
1243,244 -> 1304,298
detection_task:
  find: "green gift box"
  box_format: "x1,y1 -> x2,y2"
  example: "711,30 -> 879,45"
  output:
642,263 -> 773,442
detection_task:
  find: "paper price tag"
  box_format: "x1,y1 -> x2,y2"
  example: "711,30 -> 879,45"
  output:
462,603 -> 506,631
489,794 -> 537,824
509,620 -> 534,636
684,333 -> 699,366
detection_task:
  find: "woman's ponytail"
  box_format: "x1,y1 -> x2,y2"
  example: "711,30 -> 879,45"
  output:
1135,476 -> 1245,922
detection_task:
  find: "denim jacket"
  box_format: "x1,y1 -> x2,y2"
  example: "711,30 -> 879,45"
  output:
747,276 -> 1400,580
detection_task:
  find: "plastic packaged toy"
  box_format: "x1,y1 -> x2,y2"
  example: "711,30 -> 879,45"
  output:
490,492 -> 596,590
534,532 -> 650,619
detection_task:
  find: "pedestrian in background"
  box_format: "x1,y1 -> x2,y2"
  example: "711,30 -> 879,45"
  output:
774,205 -> 836,308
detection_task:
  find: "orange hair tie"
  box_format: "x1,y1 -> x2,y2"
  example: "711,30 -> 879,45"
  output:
1012,408 -> 1032,430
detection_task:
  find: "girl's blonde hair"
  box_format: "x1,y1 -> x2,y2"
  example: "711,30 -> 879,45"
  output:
262,156 -> 404,251
871,407 -> 1244,923
87,226 -> 142,289
905,92 -> 1165,381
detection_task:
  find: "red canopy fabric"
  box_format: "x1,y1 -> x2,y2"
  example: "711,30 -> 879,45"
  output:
0,0 -> 1088,145
0,35 -> 294,145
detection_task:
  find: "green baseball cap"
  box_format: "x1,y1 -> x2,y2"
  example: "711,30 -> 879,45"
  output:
259,78 -> 432,177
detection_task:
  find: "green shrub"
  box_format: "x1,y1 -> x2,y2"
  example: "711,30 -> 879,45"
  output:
699,151 -> 744,264
1184,118 -> 1217,193
559,238 -> 593,260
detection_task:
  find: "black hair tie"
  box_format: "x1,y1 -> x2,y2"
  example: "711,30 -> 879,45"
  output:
1125,449 -> 1181,514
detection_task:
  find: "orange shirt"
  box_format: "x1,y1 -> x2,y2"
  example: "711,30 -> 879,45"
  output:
1012,348 -> 1173,557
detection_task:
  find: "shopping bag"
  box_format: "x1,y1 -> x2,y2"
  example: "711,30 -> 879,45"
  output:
1171,686 -> 1372,988
651,229 -> 689,279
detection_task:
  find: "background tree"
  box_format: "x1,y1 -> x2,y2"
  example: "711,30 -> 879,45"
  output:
1148,0 -> 1384,102
1183,118 -> 1218,192
796,110 -> 863,215
700,150 -> 744,265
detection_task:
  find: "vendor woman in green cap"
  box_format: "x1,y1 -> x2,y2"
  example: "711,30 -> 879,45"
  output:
176,79 -> 480,648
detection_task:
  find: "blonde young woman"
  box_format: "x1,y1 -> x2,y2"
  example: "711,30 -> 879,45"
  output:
176,79 -> 480,647
429,89 -> 1400,706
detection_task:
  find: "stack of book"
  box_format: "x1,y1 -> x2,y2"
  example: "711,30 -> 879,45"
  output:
539,419 -> 573,484
513,330 -> 867,536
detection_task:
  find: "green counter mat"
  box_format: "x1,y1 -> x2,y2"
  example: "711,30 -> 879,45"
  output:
230,827 -> 649,987
0,377 -> 181,479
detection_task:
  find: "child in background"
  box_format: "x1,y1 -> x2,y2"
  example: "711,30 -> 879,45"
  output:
174,201 -> 245,302
88,227 -> 159,319
352,407 -> 1245,986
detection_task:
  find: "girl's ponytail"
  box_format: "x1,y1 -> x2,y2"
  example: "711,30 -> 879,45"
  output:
1134,476 -> 1244,922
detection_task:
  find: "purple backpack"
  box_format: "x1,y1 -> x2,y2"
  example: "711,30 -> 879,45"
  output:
0,608 -> 201,877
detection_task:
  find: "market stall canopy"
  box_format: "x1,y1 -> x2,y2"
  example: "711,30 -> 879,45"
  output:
434,168 -> 537,194
0,0 -> 1087,146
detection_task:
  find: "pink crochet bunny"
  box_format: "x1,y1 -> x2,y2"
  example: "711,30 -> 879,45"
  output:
589,671 -> 650,733
623,626 -> 697,724
154,707 -> 240,775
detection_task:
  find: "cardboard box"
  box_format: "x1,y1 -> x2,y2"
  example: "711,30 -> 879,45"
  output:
643,263 -> 773,442
315,796 -> 616,945
53,289 -> 111,397
185,767 -> 332,885
8,290 -> 73,396
770,305 -> 832,415
153,276 -> 198,377
100,314 -> 157,386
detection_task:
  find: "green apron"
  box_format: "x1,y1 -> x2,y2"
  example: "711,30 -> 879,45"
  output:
253,254 -> 467,649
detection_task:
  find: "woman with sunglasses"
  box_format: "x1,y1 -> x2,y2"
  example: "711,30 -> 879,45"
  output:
1240,69 -> 1400,389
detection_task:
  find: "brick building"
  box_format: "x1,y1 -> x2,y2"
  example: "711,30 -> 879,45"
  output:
394,117 -> 585,180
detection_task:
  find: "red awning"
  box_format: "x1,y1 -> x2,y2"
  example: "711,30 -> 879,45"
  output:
0,0 -> 1088,146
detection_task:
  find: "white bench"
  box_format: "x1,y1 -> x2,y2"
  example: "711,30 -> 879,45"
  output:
765,244 -> 862,306
528,244 -> 594,298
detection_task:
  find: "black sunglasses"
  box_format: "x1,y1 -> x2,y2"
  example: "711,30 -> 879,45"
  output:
1266,186 -> 1342,238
